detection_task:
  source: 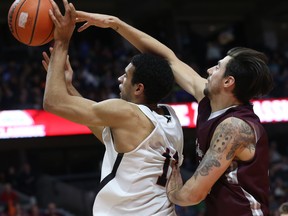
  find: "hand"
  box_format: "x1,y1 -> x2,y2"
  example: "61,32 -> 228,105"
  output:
76,11 -> 118,32
42,47 -> 74,86
167,162 -> 183,202
49,0 -> 76,43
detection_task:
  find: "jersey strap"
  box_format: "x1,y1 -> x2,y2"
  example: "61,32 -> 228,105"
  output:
95,153 -> 124,196
160,106 -> 171,123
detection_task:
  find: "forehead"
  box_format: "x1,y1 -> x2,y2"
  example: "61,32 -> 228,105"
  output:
125,63 -> 135,74
219,56 -> 232,67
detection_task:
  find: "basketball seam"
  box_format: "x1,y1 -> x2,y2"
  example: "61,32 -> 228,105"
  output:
40,23 -> 54,46
29,0 -> 41,45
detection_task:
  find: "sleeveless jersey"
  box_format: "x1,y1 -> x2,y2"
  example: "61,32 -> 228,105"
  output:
92,104 -> 184,216
196,97 -> 269,216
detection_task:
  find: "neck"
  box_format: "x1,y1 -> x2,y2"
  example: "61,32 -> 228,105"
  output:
209,97 -> 242,113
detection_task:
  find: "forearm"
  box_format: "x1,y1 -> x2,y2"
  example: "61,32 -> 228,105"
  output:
108,17 -> 176,61
169,181 -> 205,206
66,82 -> 104,142
107,17 -> 206,101
44,41 -> 69,109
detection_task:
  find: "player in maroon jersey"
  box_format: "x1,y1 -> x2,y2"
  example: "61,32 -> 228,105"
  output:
74,11 -> 274,215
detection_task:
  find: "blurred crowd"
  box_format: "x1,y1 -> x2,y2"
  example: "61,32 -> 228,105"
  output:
1,23 -> 288,111
0,19 -> 288,216
0,163 -> 73,216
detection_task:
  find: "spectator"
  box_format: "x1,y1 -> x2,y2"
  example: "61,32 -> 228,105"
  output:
27,204 -> 44,216
43,203 -> 64,216
0,183 -> 18,216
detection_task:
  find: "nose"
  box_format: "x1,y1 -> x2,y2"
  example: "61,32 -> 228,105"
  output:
118,74 -> 124,82
207,67 -> 213,75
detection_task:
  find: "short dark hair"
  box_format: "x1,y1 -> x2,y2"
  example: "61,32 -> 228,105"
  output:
131,53 -> 174,104
225,47 -> 274,104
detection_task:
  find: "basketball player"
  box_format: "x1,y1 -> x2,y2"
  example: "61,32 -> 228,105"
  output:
75,11 -> 274,216
43,1 -> 183,215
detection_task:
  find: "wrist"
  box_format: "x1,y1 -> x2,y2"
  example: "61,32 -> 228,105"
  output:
53,40 -> 70,49
109,16 -> 121,31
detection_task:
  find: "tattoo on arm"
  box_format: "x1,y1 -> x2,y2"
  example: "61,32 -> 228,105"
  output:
193,117 -> 255,180
194,154 -> 221,180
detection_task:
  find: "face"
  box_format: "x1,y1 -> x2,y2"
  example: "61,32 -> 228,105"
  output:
204,56 -> 232,98
118,63 -> 135,102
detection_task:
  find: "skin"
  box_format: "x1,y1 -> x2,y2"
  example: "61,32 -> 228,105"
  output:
73,11 -> 257,205
44,0 -> 157,154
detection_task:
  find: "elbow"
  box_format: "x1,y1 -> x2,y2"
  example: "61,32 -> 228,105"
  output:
176,186 -> 208,206
43,96 -> 58,113
186,191 -> 207,205
43,98 -> 52,112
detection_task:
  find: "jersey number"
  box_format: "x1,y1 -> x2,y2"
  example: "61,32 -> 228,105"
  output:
156,148 -> 179,187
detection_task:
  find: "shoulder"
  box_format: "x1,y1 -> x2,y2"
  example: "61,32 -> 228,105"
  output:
93,99 -> 138,115
212,117 -> 256,160
215,117 -> 255,143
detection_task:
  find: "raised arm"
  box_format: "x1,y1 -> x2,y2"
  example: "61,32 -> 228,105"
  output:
76,12 -> 207,102
43,0 -> 138,145
42,48 -> 104,142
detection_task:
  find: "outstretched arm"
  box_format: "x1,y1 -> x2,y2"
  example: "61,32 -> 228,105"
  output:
76,12 -> 207,102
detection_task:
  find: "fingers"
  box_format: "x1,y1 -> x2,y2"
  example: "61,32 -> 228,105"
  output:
77,23 -> 89,32
62,0 -> 70,12
49,47 -> 53,54
49,0 -> 61,27
66,55 -> 72,70
69,2 -> 76,20
42,47 -> 54,72
42,52 -> 49,72
75,18 -> 84,23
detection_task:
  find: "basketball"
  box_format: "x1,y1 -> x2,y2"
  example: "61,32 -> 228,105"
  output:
8,0 -> 54,46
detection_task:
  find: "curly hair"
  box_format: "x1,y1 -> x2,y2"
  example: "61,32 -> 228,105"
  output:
130,53 -> 174,104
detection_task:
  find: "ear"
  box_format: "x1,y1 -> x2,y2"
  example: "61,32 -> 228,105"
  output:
134,83 -> 145,96
224,76 -> 235,88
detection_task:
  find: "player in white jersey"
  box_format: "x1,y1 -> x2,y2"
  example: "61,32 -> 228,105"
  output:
42,1 -> 184,215
94,104 -> 183,215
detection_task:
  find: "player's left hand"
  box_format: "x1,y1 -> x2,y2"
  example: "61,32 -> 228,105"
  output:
167,162 -> 183,202
49,0 -> 76,42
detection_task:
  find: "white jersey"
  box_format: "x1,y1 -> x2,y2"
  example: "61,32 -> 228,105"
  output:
92,104 -> 184,216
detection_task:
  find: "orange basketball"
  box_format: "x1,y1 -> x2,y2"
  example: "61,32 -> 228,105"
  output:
8,0 -> 54,46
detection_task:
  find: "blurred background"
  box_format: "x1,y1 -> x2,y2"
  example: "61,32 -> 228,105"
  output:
0,0 -> 288,215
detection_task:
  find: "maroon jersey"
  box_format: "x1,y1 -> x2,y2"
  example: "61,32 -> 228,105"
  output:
196,97 -> 269,216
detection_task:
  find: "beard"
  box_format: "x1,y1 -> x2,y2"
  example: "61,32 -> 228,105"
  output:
203,86 -> 210,97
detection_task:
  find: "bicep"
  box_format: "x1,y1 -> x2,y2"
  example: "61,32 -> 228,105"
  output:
45,96 -> 131,129
186,117 -> 256,197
